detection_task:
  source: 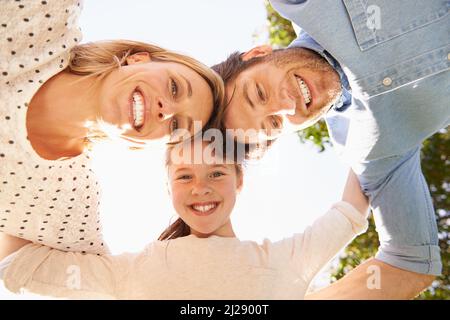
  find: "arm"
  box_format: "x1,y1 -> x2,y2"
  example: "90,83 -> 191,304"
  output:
0,0 -> 83,81
0,233 -> 30,261
341,169 -> 369,216
306,150 -> 438,299
360,147 -> 441,276
0,238 -> 134,299
305,258 -> 434,300
285,173 -> 370,282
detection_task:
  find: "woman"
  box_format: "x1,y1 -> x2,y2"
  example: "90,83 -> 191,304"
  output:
0,138 -> 369,299
0,1 -> 224,253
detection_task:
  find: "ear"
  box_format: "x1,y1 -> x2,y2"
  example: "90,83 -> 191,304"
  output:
126,52 -> 152,65
241,45 -> 273,61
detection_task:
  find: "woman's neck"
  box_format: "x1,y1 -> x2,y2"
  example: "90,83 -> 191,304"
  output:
26,71 -> 100,160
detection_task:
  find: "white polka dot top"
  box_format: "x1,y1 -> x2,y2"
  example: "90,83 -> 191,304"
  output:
0,0 -> 108,254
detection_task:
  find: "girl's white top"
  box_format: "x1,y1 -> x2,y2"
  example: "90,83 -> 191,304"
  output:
0,0 -> 107,254
2,202 -> 368,299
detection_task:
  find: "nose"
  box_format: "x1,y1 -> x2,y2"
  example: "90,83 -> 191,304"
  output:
191,180 -> 212,196
267,103 -> 295,116
156,98 -> 175,122
266,95 -> 295,116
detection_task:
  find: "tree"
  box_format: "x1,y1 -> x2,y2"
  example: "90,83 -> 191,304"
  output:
265,0 -> 449,299
415,129 -> 449,299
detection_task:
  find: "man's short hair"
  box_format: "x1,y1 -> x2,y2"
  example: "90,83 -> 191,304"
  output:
211,51 -> 267,85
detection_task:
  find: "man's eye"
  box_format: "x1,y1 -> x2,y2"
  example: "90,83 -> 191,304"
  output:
170,79 -> 178,97
271,116 -> 281,129
210,171 -> 225,178
256,84 -> 265,102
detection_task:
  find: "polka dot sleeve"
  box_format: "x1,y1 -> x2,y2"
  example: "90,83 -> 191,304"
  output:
0,0 -> 108,255
1,0 -> 83,81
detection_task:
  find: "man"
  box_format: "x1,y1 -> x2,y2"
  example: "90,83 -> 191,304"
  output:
212,0 -> 449,298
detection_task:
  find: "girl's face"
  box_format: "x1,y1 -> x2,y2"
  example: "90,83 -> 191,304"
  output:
168,149 -> 243,238
96,53 -> 214,143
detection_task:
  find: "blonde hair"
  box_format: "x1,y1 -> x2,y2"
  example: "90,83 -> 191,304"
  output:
67,40 -> 225,144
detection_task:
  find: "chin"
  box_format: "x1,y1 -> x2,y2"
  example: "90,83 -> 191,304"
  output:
197,227 -> 217,236
296,117 -> 321,131
302,107 -> 329,129
193,225 -> 218,237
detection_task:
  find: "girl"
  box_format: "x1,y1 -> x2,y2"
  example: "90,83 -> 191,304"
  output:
0,138 -> 369,299
0,1 -> 224,254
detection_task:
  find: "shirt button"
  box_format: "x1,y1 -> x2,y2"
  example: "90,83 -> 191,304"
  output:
382,77 -> 392,86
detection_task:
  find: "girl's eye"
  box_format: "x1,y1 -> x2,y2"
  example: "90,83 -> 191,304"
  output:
170,79 -> 178,97
177,175 -> 191,180
210,171 -> 225,178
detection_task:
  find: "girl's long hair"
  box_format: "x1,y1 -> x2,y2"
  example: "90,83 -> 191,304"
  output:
158,217 -> 191,241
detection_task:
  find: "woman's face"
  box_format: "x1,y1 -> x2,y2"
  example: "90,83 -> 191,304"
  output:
168,145 -> 242,238
97,53 -> 214,143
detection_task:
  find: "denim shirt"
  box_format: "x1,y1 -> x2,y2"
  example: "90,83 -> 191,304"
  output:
271,0 -> 449,275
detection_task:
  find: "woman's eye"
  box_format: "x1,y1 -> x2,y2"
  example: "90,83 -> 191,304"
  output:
210,171 -> 225,178
170,79 -> 178,97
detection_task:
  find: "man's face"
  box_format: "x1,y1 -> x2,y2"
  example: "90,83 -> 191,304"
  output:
224,47 -> 341,143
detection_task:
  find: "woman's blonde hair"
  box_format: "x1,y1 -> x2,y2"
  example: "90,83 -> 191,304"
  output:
67,40 -> 225,143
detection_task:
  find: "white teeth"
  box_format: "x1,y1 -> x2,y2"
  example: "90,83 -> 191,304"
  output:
296,77 -> 311,104
132,91 -> 144,128
192,203 -> 217,212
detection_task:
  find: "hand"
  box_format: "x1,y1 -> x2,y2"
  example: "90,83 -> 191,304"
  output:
305,258 -> 435,300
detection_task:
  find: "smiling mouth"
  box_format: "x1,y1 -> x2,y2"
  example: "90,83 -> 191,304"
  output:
188,201 -> 220,216
294,75 -> 312,106
130,88 -> 146,131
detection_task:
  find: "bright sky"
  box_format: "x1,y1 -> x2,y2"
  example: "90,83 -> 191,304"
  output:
78,0 -> 349,253
1,0 -> 349,299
